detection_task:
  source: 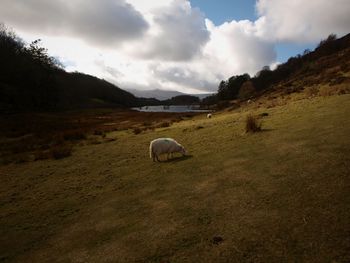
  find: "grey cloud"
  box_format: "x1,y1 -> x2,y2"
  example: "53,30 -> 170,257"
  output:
94,59 -> 124,79
0,0 -> 149,46
152,65 -> 218,91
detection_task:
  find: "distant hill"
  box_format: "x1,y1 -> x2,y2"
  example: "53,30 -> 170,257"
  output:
127,88 -> 212,101
162,95 -> 200,105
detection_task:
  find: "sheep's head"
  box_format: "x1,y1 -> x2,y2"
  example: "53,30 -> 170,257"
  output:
179,145 -> 187,156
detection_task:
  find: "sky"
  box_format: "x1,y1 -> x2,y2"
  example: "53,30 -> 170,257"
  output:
1,0 -> 349,94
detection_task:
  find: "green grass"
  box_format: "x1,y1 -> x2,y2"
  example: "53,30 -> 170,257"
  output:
1,95 -> 350,262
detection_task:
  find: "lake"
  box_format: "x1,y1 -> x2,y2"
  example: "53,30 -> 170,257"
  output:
132,105 -> 211,113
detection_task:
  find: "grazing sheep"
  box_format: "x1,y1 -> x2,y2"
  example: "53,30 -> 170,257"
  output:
150,138 -> 186,162
207,113 -> 212,118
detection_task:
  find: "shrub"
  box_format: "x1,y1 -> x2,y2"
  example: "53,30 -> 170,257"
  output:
51,145 -> 72,159
160,122 -> 170,128
245,114 -> 261,133
143,122 -> 152,127
133,127 -> 142,134
93,130 -> 104,136
216,100 -> 231,110
34,151 -> 51,161
63,130 -> 87,141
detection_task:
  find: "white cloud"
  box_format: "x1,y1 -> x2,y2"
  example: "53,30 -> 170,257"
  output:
128,0 -> 210,61
256,0 -> 350,43
203,19 -> 276,77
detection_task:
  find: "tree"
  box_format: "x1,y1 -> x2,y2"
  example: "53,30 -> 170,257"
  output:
217,80 -> 228,100
318,34 -> 337,48
238,81 -> 255,99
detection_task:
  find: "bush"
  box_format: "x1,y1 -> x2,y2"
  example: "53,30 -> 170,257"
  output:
93,130 -> 104,136
34,151 -> 51,161
160,122 -> 170,128
63,130 -> 87,141
245,114 -> 261,133
51,145 -> 72,159
133,127 -> 142,134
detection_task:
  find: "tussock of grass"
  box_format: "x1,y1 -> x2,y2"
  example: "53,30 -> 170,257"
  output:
245,114 -> 262,133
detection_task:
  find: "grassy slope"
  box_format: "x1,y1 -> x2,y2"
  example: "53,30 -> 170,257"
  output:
1,95 -> 350,262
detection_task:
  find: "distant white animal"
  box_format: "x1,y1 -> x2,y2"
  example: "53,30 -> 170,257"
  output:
149,138 -> 186,162
207,113 -> 212,118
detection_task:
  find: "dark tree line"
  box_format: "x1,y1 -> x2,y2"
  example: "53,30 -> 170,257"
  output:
162,95 -> 200,105
0,24 -> 63,111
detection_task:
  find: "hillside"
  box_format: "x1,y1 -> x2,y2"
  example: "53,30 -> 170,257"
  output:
1,94 -> 349,262
0,26 -> 150,112
207,33 -> 350,106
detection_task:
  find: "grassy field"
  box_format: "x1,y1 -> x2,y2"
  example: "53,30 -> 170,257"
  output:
1,94 -> 350,262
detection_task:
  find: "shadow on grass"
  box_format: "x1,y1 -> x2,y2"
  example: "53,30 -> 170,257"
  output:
244,128 -> 274,135
161,154 -> 193,163
260,128 -> 274,132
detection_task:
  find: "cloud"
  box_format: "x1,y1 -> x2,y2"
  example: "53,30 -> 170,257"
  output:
129,0 -> 210,61
2,0 -> 349,94
256,0 -> 350,43
151,63 -> 218,92
204,19 -> 276,77
0,0 -> 149,47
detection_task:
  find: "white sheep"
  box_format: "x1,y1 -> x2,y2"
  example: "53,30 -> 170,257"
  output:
207,113 -> 212,118
149,138 -> 186,162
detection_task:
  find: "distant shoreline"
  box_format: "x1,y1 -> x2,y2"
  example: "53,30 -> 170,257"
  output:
132,105 -> 212,113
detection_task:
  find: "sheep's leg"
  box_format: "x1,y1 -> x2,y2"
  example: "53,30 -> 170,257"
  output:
156,154 -> 160,162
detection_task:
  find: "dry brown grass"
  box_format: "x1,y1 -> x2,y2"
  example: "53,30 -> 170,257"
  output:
305,86 -> 319,97
319,84 -> 350,97
0,110 -> 199,164
1,95 -> 350,262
